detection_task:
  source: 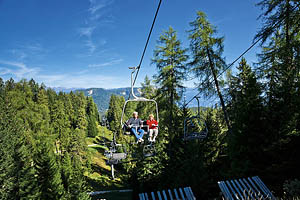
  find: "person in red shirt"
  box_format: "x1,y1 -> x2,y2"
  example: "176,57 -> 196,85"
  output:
146,114 -> 158,142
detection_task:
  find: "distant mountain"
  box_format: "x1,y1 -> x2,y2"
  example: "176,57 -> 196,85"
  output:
50,86 -> 208,113
73,87 -> 204,114
50,87 -> 83,93
75,87 -> 141,113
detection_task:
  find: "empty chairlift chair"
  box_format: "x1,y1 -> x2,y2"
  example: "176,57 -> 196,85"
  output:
218,176 -> 276,200
183,97 -> 208,141
139,186 -> 196,200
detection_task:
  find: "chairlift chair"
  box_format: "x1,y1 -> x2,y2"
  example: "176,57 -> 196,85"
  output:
104,133 -> 127,165
121,67 -> 159,136
183,97 -> 208,141
143,143 -> 156,157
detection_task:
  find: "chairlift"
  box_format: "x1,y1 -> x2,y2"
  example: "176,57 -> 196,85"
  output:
143,143 -> 156,157
104,136 -> 127,165
121,67 -> 159,137
183,97 -> 208,141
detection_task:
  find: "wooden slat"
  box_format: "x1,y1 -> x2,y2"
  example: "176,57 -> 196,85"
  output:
233,179 -> 245,200
248,177 -> 263,199
230,180 -> 243,199
168,189 -> 174,200
242,178 -> 256,200
151,192 -> 156,200
184,187 -> 193,199
218,181 -> 233,200
253,176 -> 276,199
174,188 -> 180,200
139,193 -> 145,200
157,191 -> 162,200
145,192 -> 149,200
179,188 -> 186,200
139,186 -> 196,200
225,180 -> 239,200
162,190 -> 168,200
187,187 -> 196,200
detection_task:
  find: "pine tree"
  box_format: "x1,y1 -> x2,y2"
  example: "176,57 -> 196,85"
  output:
227,58 -> 265,176
255,0 -> 300,187
74,92 -> 88,131
136,76 -> 157,120
34,135 -> 65,199
0,91 -> 39,199
86,97 -> 99,137
107,94 -> 125,133
152,26 -> 188,136
61,152 -> 91,200
188,11 -> 230,129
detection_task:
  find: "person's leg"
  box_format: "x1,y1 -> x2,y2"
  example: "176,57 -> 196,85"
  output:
153,129 -> 158,141
138,129 -> 144,139
149,129 -> 153,141
131,127 -> 140,140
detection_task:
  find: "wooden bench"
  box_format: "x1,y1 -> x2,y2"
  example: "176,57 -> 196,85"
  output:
139,187 -> 196,200
218,176 -> 276,200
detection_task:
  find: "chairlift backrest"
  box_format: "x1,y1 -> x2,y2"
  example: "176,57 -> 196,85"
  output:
183,96 -> 208,140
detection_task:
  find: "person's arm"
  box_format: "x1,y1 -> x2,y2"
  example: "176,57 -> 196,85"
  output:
153,120 -> 158,128
139,119 -> 143,125
126,118 -> 133,127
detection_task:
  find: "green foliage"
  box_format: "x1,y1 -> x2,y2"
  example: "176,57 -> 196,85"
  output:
34,136 -> 65,199
283,179 -> 300,197
107,94 -> 125,133
188,11 -> 230,129
152,26 -> 188,134
227,58 -> 265,176
188,11 -> 226,96
1,2 -> 300,198
0,79 -> 93,199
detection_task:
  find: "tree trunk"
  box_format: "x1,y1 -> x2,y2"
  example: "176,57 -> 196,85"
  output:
206,47 -> 231,130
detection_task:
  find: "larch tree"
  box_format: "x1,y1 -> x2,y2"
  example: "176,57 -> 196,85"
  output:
188,11 -> 230,130
152,26 -> 188,137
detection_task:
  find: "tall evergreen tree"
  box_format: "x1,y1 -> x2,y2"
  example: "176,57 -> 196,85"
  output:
188,11 -> 230,129
86,97 -> 99,137
34,136 -> 65,199
107,94 -> 125,133
227,58 -> 265,176
0,91 -> 39,199
152,26 -> 188,136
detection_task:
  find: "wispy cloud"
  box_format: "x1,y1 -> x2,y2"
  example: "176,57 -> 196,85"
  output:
78,0 -> 114,55
79,26 -> 95,37
37,73 -> 126,88
85,40 -> 97,53
0,60 -> 40,78
88,58 -> 123,68
0,59 -> 128,88
9,42 -> 47,61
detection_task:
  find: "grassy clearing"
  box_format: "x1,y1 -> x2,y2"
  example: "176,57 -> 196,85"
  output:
86,125 -> 131,194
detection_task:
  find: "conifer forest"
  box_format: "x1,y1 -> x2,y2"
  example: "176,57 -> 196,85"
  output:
1,0 -> 300,199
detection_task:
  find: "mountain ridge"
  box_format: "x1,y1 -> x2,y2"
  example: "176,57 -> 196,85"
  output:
50,87 -> 203,113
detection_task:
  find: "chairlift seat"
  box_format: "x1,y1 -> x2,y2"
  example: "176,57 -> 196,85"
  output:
111,152 -> 127,160
184,130 -> 208,141
106,153 -> 127,165
143,144 -> 156,157
123,124 -> 149,135
218,176 -> 276,200
139,186 -> 196,200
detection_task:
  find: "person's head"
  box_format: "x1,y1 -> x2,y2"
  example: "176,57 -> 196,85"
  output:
149,114 -> 154,120
133,111 -> 138,118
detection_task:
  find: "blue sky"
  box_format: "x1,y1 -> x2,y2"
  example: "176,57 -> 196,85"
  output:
0,0 -> 262,89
